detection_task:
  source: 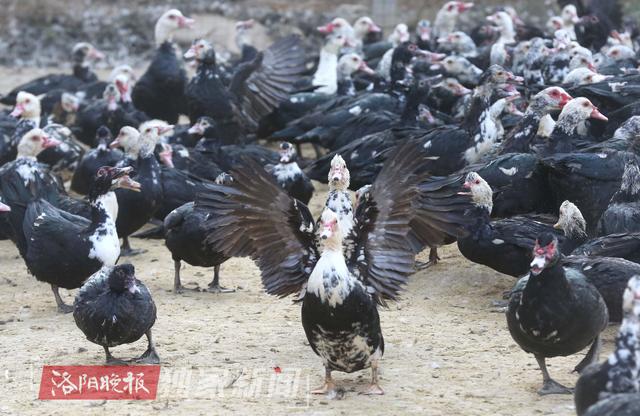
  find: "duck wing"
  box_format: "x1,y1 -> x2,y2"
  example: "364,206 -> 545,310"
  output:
197,158 -> 318,297
344,143 -> 427,303
229,35 -> 307,131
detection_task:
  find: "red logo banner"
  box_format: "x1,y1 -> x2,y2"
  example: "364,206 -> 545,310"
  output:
38,365 -> 160,400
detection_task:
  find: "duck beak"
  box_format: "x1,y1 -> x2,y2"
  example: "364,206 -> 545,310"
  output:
179,16 -> 195,29
530,255 -> 546,275
317,23 -> 335,34
42,134 -> 62,149
88,47 -> 105,60
116,175 -> 142,192
184,46 -> 197,60
188,124 -> 204,135
508,73 -> 524,84
109,135 -> 122,149
559,93 -> 573,108
0,201 -> 11,212
10,103 -> 25,118
157,125 -> 174,135
458,2 -> 474,12
358,61 -> 376,75
552,222 -> 562,229
590,107 -> 608,121
369,23 -> 381,33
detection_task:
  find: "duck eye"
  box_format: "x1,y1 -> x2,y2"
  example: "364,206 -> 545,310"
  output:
582,102 -> 590,107
447,4 -> 454,11
97,168 -> 107,176
475,179 -> 480,184
352,57 -> 358,62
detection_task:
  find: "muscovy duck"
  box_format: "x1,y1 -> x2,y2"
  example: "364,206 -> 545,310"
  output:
164,189 -> 234,294
21,166 -> 140,312
73,263 -> 159,364
266,142 -> 314,205
597,159 -> 640,236
131,9 -> 194,124
506,233 -> 608,395
0,42 -> 103,106
1,92 -> 44,165
71,126 -> 124,195
574,275 -> 640,415
197,142 -> 471,395
184,34 -> 306,142
457,173 -> 586,277
432,1 -> 474,40
110,125 -> 165,256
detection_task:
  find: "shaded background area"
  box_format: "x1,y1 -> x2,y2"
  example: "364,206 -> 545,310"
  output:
1,0 -> 638,68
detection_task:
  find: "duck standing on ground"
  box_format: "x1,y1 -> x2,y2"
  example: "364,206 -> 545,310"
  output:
506,233 -> 608,395
21,166 -> 140,312
110,125 -> 165,256
74,264 -> 159,364
132,9 -> 194,124
574,275 -> 640,415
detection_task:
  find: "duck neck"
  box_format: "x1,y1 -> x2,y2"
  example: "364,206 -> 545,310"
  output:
90,192 -> 118,229
155,24 -> 174,46
605,314 -> 640,394
312,49 -> 338,93
322,233 -> 343,253
555,111 -> 584,136
524,262 -> 569,295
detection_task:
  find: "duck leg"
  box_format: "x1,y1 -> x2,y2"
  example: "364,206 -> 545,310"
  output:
311,367 -> 336,395
204,265 -> 235,293
535,355 -> 572,395
574,336 -> 600,374
415,247 -> 441,270
104,346 -> 128,365
135,329 -> 160,364
361,360 -> 384,395
51,285 -> 73,313
120,236 -> 146,257
173,260 -> 199,294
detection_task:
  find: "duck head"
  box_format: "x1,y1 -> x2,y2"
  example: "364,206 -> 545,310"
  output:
353,16 -> 381,38
434,77 -> 471,96
215,172 -> 234,185
328,154 -> 350,190
317,17 -> 351,36
530,233 -> 560,276
530,87 -> 573,114
460,172 -> 493,214
319,208 -> 342,250
158,143 -> 174,168
188,116 -> 216,136
338,53 -> 375,77
72,42 -> 105,64
60,92 -> 80,113
416,19 -> 431,42
113,73 -> 133,103
103,84 -> 120,111
155,9 -> 194,45
111,126 -> 141,157
553,201 -> 587,238
278,142 -> 297,164
389,23 -> 410,45
110,64 -> 137,83
11,91 -> 41,120
90,166 -> 141,202
108,264 -> 140,294
184,39 -> 215,64
561,4 -> 580,26
17,129 -> 61,158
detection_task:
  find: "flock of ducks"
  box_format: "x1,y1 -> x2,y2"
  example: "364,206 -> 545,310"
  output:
2,1 -> 640,413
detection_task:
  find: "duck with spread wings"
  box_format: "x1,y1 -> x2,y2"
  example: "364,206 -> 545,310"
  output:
184,35 -> 306,143
196,143 -> 473,395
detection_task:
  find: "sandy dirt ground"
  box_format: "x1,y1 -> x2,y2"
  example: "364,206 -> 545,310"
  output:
0,67 -> 619,415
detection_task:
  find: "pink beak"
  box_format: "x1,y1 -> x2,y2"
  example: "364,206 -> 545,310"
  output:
359,61 -> 375,75
89,48 -> 105,60
42,135 -> 61,149
559,93 -> 573,108
160,151 -> 174,168
10,103 -> 25,118
369,23 -> 381,33
317,23 -> 335,34
188,124 -> 204,135
462,181 -> 471,189
109,136 -> 121,149
184,46 -> 196,60
0,201 -> 10,212
508,73 -> 524,84
157,125 -> 174,135
179,16 -> 195,29
590,107 -> 608,121
107,98 -> 117,111
458,2 -> 474,12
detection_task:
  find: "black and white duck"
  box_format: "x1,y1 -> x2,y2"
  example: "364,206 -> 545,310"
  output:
73,263 -> 159,364
457,173 -> 587,277
266,142 -> 314,205
574,275 -> 640,415
0,42 -> 104,106
131,9 -> 194,124
71,126 -> 124,195
21,166 -> 140,312
197,143 -> 468,396
506,232 -> 608,395
1,92 -> 44,165
110,125 -> 165,256
597,159 -> 640,236
165,174 -> 234,294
